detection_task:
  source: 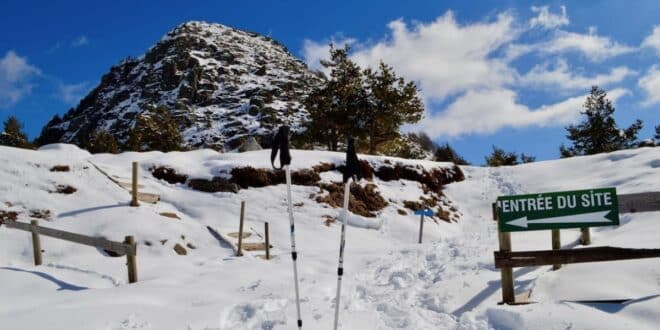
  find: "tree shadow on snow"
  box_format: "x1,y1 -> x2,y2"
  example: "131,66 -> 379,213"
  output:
0,266 -> 88,291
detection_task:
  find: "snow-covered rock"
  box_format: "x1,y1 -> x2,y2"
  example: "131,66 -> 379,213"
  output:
37,21 -> 323,151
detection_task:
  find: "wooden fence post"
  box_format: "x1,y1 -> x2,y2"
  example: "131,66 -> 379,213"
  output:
552,229 -> 561,270
265,222 -> 270,260
493,203 -> 514,304
580,228 -> 591,245
236,201 -> 245,257
30,220 -> 42,266
124,236 -> 137,283
130,162 -> 139,207
418,214 -> 424,244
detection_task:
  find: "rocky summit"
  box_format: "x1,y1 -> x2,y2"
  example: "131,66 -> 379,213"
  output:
36,21 -> 323,151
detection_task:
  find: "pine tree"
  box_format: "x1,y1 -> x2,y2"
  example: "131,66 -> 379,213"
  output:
485,146 -> 523,167
305,44 -> 363,151
560,86 -> 643,157
434,143 -> 470,165
520,153 -> 536,163
362,62 -> 423,154
86,130 -> 119,154
127,105 -> 182,152
0,116 -> 33,149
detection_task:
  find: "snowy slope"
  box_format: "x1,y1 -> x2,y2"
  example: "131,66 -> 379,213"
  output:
0,145 -> 658,329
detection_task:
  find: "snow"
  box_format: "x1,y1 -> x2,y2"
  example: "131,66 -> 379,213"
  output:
0,145 -> 658,329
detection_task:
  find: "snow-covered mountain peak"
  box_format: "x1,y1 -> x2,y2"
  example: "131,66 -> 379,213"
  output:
37,21 -> 323,151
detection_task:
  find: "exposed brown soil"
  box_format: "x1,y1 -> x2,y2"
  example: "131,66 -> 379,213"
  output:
322,215 -> 336,226
50,165 -> 70,172
173,243 -> 187,255
228,166 -> 321,189
312,163 -> 335,173
374,163 -> 464,193
151,166 -> 188,184
0,210 -> 18,223
403,192 -> 458,223
336,160 -> 374,181
316,182 -> 388,217
159,212 -> 180,219
29,209 -> 51,220
230,166 -> 272,188
53,185 -> 77,194
187,178 -> 239,193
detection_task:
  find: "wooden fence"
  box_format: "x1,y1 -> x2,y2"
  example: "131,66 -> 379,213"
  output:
493,191 -> 660,305
3,220 -> 138,283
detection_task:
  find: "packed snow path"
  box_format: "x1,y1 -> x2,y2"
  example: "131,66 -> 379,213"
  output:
0,145 -> 658,329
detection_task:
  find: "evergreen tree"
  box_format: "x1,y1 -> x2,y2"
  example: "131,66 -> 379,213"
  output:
0,116 -> 33,149
655,125 -> 660,142
361,62 -> 423,154
560,86 -> 643,157
127,105 -> 182,152
86,130 -> 119,154
485,146 -> 523,167
520,153 -> 536,164
304,44 -> 363,151
434,143 -> 470,165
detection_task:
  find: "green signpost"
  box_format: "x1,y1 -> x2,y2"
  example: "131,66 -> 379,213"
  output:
497,188 -> 619,232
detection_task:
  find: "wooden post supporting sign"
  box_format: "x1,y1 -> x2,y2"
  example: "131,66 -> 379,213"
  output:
552,229 -> 561,270
493,203 -> 515,304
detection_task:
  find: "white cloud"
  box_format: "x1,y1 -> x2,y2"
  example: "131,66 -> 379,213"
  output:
641,26 -> 660,55
0,51 -> 41,108
71,36 -> 89,47
302,8 -> 638,138
530,5 -> 569,29
57,82 -> 89,105
638,65 -> 660,106
348,11 -> 519,102
520,59 -> 636,91
421,88 -> 630,138
302,37 -> 356,72
540,29 -> 636,61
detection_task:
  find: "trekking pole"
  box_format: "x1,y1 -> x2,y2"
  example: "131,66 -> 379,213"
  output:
271,125 -> 303,329
333,137 -> 362,330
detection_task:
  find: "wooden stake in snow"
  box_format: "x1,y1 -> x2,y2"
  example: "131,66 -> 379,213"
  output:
265,222 -> 270,260
124,235 -> 138,283
30,220 -> 42,266
236,201 -> 246,257
130,162 -> 139,207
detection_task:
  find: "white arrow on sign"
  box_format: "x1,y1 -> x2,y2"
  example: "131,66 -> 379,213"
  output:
506,210 -> 612,228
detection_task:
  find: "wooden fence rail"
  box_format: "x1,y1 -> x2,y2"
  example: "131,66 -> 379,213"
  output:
495,246 -> 660,268
2,220 -> 137,283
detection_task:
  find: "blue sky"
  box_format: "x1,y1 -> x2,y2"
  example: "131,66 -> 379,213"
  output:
0,0 -> 658,164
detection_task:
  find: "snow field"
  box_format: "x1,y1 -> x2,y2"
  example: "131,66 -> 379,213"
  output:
0,145 -> 658,329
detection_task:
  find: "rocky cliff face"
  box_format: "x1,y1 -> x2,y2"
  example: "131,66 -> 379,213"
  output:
37,21 -> 323,151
